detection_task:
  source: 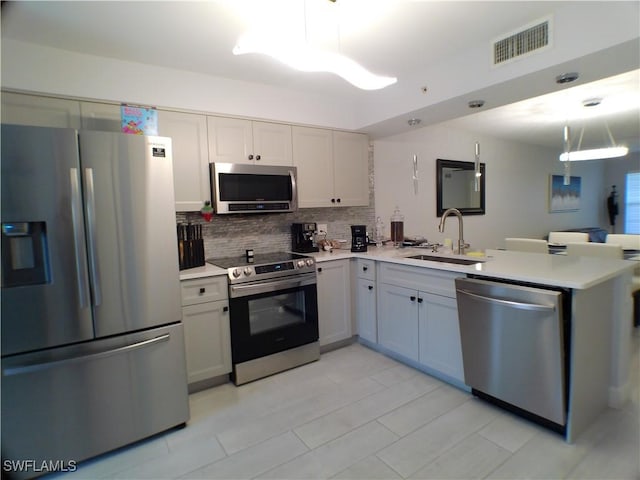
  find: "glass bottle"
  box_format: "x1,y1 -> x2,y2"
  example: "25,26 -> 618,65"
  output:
390,206 -> 404,247
375,216 -> 384,247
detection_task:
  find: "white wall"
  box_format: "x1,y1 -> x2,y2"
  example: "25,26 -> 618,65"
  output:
374,123 -> 606,251
0,39 -> 357,130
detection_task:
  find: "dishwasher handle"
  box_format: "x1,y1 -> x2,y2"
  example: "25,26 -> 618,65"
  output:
456,288 -> 556,312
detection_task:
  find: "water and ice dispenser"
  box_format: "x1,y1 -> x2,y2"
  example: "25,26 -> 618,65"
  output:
1,221 -> 50,287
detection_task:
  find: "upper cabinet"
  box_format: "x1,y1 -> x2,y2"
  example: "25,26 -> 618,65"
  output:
207,116 -> 292,165
1,92 -> 81,128
158,110 -> 210,212
80,102 -> 121,131
292,126 -> 369,208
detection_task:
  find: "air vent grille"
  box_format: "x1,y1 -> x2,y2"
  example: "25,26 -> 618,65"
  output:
493,20 -> 550,65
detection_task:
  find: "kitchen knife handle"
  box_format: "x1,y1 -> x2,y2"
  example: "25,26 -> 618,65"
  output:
70,168 -> 90,309
84,168 -> 102,307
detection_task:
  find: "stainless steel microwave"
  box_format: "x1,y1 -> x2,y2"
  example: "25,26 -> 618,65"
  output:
210,162 -> 298,214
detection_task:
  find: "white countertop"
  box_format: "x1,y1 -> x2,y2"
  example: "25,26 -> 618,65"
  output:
179,263 -> 227,280
178,246 -> 635,289
309,246 -> 635,289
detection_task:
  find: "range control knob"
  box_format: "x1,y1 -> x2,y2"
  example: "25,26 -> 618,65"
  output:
305,258 -> 314,267
243,267 -> 253,276
296,259 -> 306,268
231,268 -> 242,278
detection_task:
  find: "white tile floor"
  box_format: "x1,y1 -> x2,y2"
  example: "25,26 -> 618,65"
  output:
56,333 -> 639,480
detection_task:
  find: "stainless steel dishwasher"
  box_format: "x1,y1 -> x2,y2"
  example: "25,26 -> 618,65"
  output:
455,277 -> 568,432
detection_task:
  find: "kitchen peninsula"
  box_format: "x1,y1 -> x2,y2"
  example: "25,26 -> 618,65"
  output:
181,247 -> 634,443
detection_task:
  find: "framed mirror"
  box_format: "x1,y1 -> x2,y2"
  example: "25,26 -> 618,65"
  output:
436,158 -> 485,216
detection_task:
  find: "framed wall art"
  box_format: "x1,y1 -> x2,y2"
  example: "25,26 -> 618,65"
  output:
549,174 -> 581,212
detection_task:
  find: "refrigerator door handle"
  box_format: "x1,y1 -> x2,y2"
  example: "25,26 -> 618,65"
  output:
84,167 -> 102,306
2,334 -> 170,377
70,168 -> 90,308
456,288 -> 556,312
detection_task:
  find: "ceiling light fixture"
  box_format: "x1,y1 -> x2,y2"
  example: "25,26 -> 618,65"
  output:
231,0 -> 397,91
555,72 -> 579,84
468,100 -> 485,109
407,118 -> 421,126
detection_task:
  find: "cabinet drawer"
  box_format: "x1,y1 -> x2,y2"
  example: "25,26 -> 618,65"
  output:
379,262 -> 462,298
356,259 -> 376,281
180,276 -> 228,306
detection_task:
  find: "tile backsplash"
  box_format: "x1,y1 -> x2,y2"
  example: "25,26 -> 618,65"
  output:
176,150 -> 376,259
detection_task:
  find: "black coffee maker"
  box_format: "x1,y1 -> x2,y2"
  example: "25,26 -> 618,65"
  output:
291,223 -> 319,253
351,225 -> 367,252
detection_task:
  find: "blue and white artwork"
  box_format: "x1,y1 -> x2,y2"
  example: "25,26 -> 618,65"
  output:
549,175 -> 581,212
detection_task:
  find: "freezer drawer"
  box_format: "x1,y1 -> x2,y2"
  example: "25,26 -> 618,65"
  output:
1,323 -> 189,479
455,277 -> 566,427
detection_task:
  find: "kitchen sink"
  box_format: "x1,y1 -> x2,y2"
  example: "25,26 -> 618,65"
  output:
405,254 -> 484,266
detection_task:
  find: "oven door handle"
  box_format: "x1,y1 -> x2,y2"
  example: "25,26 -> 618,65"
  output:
229,273 -> 317,298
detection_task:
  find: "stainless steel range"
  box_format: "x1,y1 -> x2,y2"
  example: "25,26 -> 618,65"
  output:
207,252 -> 319,385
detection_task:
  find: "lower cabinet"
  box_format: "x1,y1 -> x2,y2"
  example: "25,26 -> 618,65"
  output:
180,276 -> 231,385
355,259 -> 377,343
377,262 -> 465,383
377,283 -> 419,362
317,259 -> 352,346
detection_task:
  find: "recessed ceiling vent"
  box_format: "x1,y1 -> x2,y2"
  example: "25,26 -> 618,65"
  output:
493,17 -> 551,66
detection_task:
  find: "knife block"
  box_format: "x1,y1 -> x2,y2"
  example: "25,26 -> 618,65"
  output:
177,223 -> 205,270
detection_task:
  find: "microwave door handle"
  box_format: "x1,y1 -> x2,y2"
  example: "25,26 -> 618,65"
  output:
70,168 -> 90,308
84,168 -> 102,306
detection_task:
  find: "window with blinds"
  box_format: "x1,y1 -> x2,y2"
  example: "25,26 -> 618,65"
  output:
625,172 -> 640,234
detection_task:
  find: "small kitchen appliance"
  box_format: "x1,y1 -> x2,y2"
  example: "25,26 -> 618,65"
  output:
207,252 -> 319,385
351,225 -> 368,252
291,222 -> 319,253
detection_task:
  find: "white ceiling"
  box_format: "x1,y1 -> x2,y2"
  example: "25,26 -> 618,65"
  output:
2,0 -> 639,152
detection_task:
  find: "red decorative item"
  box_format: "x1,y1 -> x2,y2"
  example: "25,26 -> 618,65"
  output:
200,200 -> 213,222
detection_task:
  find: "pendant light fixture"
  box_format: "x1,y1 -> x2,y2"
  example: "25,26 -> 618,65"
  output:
558,98 -> 629,162
474,142 -> 481,192
232,0 -> 397,90
562,125 -> 571,185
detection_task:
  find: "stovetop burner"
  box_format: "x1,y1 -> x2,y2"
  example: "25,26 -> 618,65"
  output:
206,252 -> 316,284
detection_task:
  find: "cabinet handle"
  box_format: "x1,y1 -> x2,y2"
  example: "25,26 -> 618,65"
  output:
417,297 -> 424,303
199,287 -> 206,294
256,154 -> 261,160
362,266 -> 368,271
318,267 -> 323,273
331,198 -> 336,203
223,306 -> 229,312
336,198 -> 341,203
410,295 -> 416,302
248,154 -> 254,160
368,285 -> 373,290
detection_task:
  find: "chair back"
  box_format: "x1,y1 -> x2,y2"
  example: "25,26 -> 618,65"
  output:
566,242 -> 623,259
505,238 -> 548,253
548,231 -> 589,244
605,234 -> 640,250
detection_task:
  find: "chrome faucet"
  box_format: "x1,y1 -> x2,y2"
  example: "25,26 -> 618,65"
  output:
438,208 -> 469,254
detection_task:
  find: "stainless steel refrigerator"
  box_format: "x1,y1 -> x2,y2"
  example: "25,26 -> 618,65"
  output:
1,125 -> 189,478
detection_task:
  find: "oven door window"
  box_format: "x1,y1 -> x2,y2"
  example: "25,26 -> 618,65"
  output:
229,283 -> 318,363
249,291 -> 306,335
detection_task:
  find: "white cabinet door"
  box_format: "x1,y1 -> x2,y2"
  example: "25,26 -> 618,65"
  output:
419,292 -> 464,382
377,283 -> 419,361
292,126 -> 334,208
252,121 -> 293,165
80,102 -> 121,132
207,116 -> 253,164
182,300 -> 231,383
317,260 -> 352,346
1,92 -> 81,128
333,131 -> 369,207
158,110 -> 210,211
208,116 -> 293,165
356,278 -> 377,343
